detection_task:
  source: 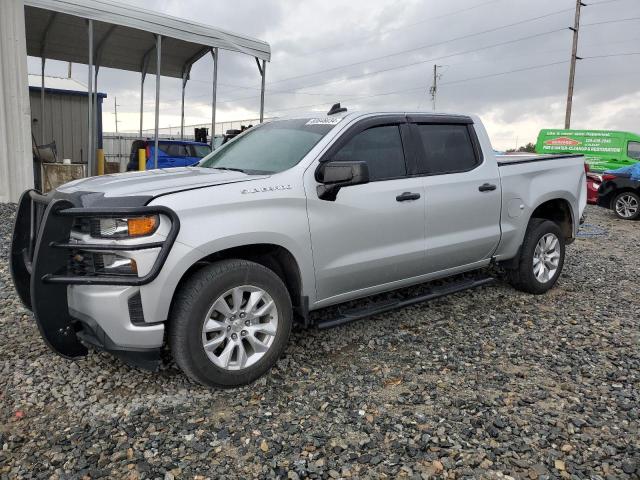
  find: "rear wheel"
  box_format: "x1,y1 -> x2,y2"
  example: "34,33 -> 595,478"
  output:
506,219 -> 565,294
612,191 -> 640,220
169,259 -> 292,388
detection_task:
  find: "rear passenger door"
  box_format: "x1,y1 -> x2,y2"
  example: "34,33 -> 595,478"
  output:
306,116 -> 427,302
408,116 -> 501,273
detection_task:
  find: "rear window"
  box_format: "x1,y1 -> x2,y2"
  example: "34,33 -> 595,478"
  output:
159,143 -> 190,157
628,141 -> 640,160
414,124 -> 479,174
192,144 -> 212,158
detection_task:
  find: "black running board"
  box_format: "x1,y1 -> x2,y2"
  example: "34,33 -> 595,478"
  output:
316,276 -> 495,329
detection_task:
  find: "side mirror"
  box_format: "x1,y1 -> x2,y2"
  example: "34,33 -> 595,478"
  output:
315,160 -> 369,201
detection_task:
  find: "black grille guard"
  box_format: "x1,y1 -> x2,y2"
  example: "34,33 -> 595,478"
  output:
10,190 -> 179,359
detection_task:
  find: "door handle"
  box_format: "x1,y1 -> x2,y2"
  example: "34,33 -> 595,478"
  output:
396,192 -> 421,202
478,183 -> 497,192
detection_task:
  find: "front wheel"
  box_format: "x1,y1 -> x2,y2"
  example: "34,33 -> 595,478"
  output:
612,191 -> 640,220
169,259 -> 292,388
505,219 -> 565,294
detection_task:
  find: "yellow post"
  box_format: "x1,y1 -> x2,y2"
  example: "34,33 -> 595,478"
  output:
97,149 -> 105,175
138,148 -> 146,171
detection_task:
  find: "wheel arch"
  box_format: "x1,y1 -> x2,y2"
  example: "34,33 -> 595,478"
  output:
529,197 -> 575,241
170,243 -> 306,322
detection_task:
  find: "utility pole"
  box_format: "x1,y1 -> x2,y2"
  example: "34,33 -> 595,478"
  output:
67,62 -> 72,78
113,96 -> 120,134
429,65 -> 438,111
429,65 -> 444,111
565,0 -> 585,129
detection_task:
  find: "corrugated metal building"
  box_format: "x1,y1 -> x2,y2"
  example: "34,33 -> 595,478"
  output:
29,74 -> 106,163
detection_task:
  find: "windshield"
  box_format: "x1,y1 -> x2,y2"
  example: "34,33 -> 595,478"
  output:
199,118 -> 338,174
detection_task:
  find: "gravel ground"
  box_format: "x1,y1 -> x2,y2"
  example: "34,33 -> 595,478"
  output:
0,203 -> 638,480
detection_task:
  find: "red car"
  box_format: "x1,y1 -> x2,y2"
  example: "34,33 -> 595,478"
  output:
586,172 -> 602,205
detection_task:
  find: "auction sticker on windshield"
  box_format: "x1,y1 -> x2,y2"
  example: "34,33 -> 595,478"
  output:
306,117 -> 342,126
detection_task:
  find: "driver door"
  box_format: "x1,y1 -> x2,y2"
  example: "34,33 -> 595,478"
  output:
305,117 -> 427,303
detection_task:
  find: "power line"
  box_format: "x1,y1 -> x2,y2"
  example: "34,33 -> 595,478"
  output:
107,33 -> 640,113
266,6 -> 576,87
283,0 -> 504,58
583,52 -> 640,59
582,16 -> 640,27
286,28 -> 567,92
177,26 -> 568,109
154,26 -> 563,107
176,4 -> 638,107
264,60 -> 570,116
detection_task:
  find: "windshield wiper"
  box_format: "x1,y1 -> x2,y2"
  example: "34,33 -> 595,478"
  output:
212,167 -> 273,175
214,167 -> 247,173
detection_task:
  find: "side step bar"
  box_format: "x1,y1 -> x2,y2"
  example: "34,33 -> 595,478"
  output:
316,276 -> 495,329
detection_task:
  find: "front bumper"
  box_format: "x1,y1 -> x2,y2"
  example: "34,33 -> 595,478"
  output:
9,190 -> 179,368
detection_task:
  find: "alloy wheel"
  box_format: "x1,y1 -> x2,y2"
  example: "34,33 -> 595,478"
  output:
201,285 -> 278,370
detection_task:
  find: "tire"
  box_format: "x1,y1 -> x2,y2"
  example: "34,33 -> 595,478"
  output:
169,259 -> 292,388
612,191 -> 640,220
505,219 -> 565,295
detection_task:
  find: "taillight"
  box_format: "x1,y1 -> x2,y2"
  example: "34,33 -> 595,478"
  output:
584,163 -> 590,173
602,174 -> 617,182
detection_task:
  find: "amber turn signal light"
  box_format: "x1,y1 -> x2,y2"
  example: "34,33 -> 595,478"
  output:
127,216 -> 158,237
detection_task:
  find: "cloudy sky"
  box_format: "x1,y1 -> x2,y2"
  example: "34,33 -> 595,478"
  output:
29,0 -> 640,150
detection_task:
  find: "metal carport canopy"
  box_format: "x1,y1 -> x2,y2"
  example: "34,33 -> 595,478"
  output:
24,0 -> 271,76
23,0 -> 270,174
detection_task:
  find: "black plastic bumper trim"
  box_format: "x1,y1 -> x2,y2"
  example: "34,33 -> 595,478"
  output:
50,241 -> 165,251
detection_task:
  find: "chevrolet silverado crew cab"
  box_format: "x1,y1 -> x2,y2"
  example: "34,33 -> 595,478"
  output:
11,108 -> 587,388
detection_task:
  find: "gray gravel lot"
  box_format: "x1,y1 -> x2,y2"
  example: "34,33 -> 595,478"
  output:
0,203 -> 638,479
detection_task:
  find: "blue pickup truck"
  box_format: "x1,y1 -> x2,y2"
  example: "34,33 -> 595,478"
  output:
126,139 -> 212,171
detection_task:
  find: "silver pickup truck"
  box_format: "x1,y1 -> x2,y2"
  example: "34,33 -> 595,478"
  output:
10,109 -> 587,388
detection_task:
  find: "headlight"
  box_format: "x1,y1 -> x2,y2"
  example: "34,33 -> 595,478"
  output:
91,215 -> 159,238
70,252 -> 138,276
99,254 -> 138,275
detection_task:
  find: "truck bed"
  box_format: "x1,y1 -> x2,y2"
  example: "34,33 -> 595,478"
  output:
493,152 -> 587,263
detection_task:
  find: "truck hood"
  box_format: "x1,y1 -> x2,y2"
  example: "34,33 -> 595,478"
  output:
57,167 -> 268,198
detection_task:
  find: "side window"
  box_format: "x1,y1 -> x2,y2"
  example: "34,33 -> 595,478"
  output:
165,144 -> 190,157
333,125 -> 407,181
628,141 -> 640,160
414,124 -> 479,174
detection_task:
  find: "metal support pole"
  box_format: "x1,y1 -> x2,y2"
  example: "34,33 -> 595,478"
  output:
259,59 -> 266,123
565,0 -> 584,129
39,12 -> 57,146
139,74 -> 145,137
93,65 -> 99,174
154,34 -> 161,169
114,97 -> 119,134
180,74 -> 187,140
211,48 -> 218,148
87,19 -> 94,176
40,58 -> 45,144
